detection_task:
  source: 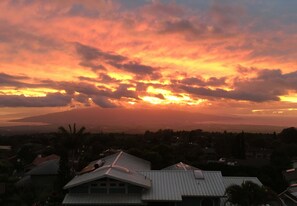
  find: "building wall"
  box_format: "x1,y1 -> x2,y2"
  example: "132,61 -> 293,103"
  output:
31,175 -> 57,191
177,197 -> 220,206
69,178 -> 143,195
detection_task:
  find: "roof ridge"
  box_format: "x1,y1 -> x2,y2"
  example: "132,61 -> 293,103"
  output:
105,151 -> 124,175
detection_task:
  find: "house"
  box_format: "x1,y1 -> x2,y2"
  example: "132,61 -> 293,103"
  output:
279,185 -> 297,206
283,168 -> 297,186
25,153 -> 60,171
63,151 -> 263,206
16,157 -> 60,198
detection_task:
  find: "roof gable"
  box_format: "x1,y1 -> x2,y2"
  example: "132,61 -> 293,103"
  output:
64,151 -> 151,189
162,162 -> 199,171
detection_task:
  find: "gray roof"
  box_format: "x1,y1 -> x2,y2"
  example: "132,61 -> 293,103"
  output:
162,162 -> 199,171
63,193 -> 144,205
27,159 -> 59,175
82,152 -> 151,173
223,176 -> 262,189
16,175 -> 31,187
140,170 -> 226,201
64,151 -> 151,189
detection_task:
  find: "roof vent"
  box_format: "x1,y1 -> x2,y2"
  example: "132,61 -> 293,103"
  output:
95,160 -> 105,168
194,170 -> 204,179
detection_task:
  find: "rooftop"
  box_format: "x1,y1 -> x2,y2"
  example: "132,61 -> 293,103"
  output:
64,151 -> 151,189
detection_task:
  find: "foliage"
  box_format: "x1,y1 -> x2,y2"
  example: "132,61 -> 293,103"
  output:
225,181 -> 277,206
279,127 -> 297,144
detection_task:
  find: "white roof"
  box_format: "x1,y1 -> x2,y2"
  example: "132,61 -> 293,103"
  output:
64,151 -> 151,189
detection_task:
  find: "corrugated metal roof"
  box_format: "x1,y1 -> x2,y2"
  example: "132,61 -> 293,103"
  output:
27,159 -> 59,175
63,193 -> 144,205
64,152 -> 151,189
80,151 -> 150,174
162,162 -> 199,171
64,167 -> 108,189
140,170 -> 225,201
116,152 -> 151,171
223,176 -> 262,189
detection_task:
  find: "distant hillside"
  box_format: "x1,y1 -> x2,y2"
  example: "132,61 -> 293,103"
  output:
5,107 -> 285,134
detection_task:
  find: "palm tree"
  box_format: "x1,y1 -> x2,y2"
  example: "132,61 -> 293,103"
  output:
225,181 -> 278,206
57,123 -> 89,172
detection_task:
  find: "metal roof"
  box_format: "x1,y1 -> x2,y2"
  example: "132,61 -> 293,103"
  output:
27,159 -> 59,175
140,170 -> 225,201
223,176 -> 262,189
81,151 -> 151,174
32,154 -> 60,166
63,193 -> 144,205
64,151 -> 151,189
116,152 -> 151,171
162,162 -> 199,171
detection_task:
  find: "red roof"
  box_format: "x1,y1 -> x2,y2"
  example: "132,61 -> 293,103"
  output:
32,154 -> 60,166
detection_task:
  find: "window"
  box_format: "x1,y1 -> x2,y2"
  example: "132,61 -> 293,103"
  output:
89,179 -> 128,194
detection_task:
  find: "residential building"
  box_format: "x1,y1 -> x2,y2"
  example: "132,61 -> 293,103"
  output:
63,151 -> 263,206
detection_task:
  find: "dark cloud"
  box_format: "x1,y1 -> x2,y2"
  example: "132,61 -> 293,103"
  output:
98,73 -> 119,83
155,93 -> 165,100
160,19 -> 201,35
110,62 -> 154,75
66,3 -> 100,18
158,19 -> 222,40
79,61 -> 106,71
210,2 -> 245,27
0,93 -> 71,107
142,2 -> 185,18
78,73 -> 120,84
207,77 -> 226,86
75,42 -> 158,76
91,96 -> 118,108
180,85 -> 279,102
113,84 -> 138,99
40,78 -> 139,101
179,69 -> 297,102
0,20 -> 62,54
178,76 -> 226,87
236,65 -> 258,74
233,69 -> 297,97
75,42 -> 126,62
0,72 -> 29,87
73,93 -> 91,106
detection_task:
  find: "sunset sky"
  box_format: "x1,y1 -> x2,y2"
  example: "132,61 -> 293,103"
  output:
0,0 -> 297,127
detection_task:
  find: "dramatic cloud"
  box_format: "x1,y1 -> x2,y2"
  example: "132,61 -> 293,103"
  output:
91,96 -> 118,108
177,76 -> 226,87
1,0 -> 297,124
75,42 -> 156,75
0,93 -> 71,107
0,72 -> 29,86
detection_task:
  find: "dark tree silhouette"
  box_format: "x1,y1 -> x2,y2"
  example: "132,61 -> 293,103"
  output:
279,127 -> 297,144
225,181 -> 277,206
57,123 -> 89,172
